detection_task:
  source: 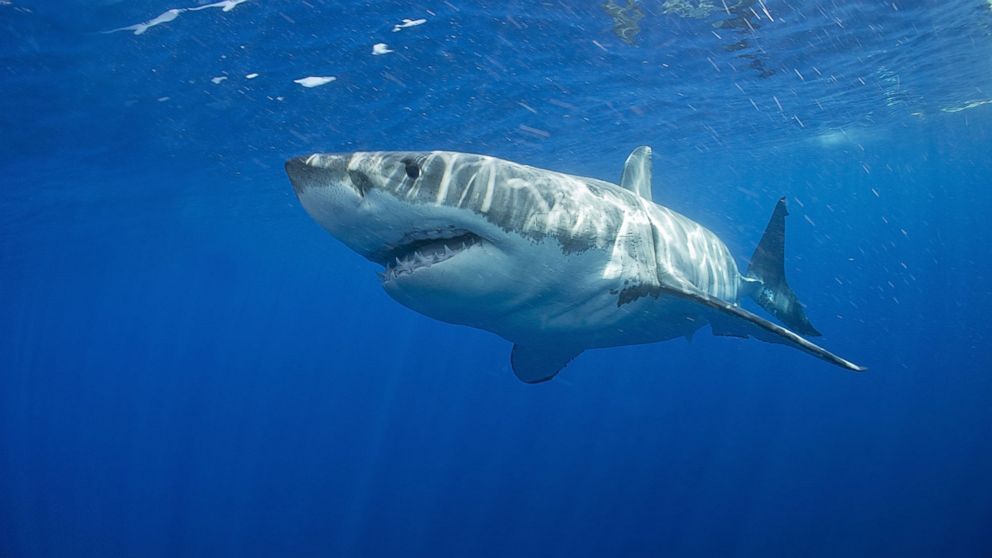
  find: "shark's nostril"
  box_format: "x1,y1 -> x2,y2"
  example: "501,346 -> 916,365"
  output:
348,170 -> 373,196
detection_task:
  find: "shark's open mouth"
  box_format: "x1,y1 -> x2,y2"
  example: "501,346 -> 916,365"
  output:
379,229 -> 482,282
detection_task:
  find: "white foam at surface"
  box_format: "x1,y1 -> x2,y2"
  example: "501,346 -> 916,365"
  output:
294,76 -> 337,88
811,127 -> 882,148
245,73 -> 259,79
104,0 -> 249,35
372,43 -> 393,55
941,99 -> 992,113
188,0 -> 249,12
104,8 -> 182,35
211,76 -> 227,84
392,18 -> 426,32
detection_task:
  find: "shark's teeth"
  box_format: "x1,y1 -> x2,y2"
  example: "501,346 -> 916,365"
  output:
381,231 -> 481,282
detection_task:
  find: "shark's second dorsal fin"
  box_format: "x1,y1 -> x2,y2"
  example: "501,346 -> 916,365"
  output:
620,146 -> 653,201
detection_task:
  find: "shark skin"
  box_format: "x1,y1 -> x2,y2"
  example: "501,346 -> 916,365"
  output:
285,147 -> 865,383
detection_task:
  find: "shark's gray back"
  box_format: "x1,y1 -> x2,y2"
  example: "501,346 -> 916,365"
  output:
353,151 -> 628,254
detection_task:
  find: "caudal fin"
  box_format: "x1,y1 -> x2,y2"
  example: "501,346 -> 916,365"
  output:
745,198 -> 821,337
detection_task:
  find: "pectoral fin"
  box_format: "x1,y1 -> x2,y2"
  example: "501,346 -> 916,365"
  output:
510,344 -> 583,383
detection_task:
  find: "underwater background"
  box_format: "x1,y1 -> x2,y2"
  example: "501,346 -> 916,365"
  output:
2,1 -> 991,556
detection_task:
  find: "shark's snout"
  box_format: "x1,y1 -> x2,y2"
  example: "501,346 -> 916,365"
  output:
284,157 -> 312,194
285,153 -> 357,196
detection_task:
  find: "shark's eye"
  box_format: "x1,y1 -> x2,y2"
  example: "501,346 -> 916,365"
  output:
403,159 -> 420,180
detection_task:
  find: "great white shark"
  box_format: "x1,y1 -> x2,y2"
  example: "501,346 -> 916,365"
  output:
285,147 -> 865,382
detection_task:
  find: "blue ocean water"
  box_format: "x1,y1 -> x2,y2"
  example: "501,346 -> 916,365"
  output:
2,1 -> 991,555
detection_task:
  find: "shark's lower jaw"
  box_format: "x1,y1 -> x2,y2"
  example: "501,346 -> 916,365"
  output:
378,229 -> 483,283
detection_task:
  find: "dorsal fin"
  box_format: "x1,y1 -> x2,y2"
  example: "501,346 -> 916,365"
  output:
620,146 -> 653,201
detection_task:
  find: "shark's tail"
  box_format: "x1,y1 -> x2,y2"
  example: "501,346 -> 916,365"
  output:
744,198 -> 821,337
